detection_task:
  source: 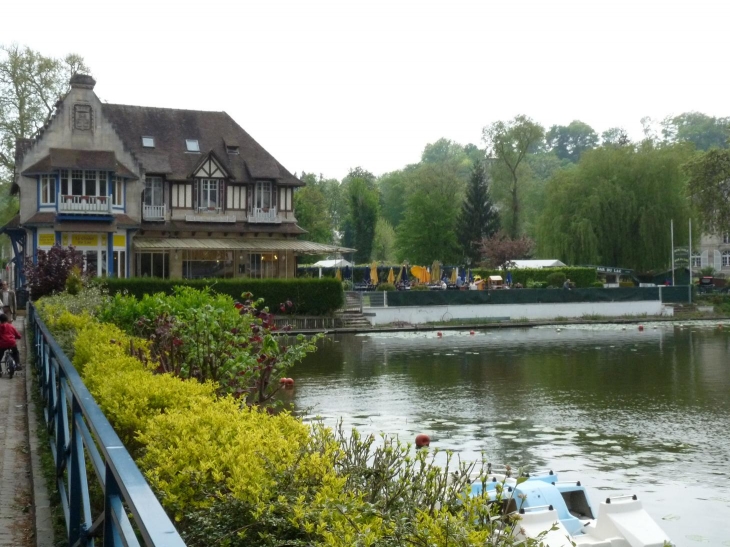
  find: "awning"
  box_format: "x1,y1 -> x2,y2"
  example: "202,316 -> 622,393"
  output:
22,148 -> 138,179
133,238 -> 355,255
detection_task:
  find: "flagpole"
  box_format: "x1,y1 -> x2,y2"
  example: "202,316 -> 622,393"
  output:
689,218 -> 693,303
671,219 -> 675,286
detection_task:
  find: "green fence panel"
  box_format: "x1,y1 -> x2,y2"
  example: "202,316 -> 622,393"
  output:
384,288 -> 662,307
659,285 -> 692,303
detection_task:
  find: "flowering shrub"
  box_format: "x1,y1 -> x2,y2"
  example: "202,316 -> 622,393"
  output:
25,245 -> 84,299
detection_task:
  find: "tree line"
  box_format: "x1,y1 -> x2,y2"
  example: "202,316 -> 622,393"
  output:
2,44 -> 730,274
296,113 -> 730,273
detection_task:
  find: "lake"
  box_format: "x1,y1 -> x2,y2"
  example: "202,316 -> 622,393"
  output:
292,321 -> 730,546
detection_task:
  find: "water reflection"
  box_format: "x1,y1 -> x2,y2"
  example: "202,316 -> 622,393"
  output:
293,322 -> 730,546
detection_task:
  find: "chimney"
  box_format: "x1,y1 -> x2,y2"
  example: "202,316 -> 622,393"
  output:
69,73 -> 96,90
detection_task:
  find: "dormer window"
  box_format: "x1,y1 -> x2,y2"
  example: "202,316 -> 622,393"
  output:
226,145 -> 239,155
142,136 -> 155,148
186,139 -> 200,152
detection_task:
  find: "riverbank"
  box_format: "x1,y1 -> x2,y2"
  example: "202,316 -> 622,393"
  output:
288,311 -> 730,335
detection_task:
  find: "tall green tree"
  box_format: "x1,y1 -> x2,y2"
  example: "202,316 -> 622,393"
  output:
483,115 -> 545,238
371,218 -> 397,263
545,120 -> 598,163
537,143 -> 694,272
456,160 -> 499,263
343,168 -> 378,262
684,148 -> 730,234
601,127 -> 631,147
294,176 -> 334,244
396,164 -> 462,264
378,170 -> 409,228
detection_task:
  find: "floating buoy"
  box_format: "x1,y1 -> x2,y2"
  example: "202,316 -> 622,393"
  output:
638,325 -> 644,331
470,331 -> 475,335
622,327 -> 626,330
437,332 -> 443,337
415,434 -> 431,448
556,328 -> 561,332
284,378 -> 295,387
279,377 -> 287,384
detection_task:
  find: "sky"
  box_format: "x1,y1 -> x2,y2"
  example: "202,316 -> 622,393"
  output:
2,0 -> 730,180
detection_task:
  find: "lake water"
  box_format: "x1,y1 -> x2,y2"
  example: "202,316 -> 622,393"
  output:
292,321 -> 730,546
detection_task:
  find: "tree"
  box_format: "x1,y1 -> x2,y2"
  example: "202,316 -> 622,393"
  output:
545,120 -> 598,163
482,115 -> 545,238
456,160 -> 499,263
601,127 -> 630,147
684,148 -> 730,234
343,168 -> 378,262
477,231 -> 533,269
293,179 -> 333,245
0,44 -> 90,184
370,218 -> 397,262
537,143 -> 694,272
661,112 -> 730,151
378,170 -> 409,228
396,164 -> 462,264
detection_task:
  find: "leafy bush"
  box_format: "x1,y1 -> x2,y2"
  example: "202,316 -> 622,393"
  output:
25,245 -> 84,300
525,279 -> 548,289
410,284 -> 429,291
472,267 -> 597,288
376,282 -> 396,291
546,272 -> 567,288
96,277 -> 343,315
342,279 -> 353,291
591,281 -> 605,288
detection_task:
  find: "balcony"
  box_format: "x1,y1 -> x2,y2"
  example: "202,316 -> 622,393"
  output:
59,195 -> 112,215
185,208 -> 236,223
143,204 -> 166,221
249,207 -> 281,224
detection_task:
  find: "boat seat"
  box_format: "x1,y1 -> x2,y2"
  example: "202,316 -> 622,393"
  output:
587,496 -> 671,547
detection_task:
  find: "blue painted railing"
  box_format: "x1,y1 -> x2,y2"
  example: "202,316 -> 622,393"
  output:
29,303 -> 186,547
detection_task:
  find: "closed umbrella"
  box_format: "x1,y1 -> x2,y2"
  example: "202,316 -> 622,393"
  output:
335,268 -> 342,281
431,261 -> 441,283
450,267 -> 458,284
370,262 -> 378,285
387,268 -> 395,284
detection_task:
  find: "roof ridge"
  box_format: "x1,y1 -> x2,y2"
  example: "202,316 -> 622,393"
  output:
104,103 -> 226,115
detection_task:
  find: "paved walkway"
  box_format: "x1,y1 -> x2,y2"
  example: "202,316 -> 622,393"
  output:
0,319 -> 51,547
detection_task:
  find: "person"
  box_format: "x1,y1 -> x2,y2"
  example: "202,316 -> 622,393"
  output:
563,278 -> 572,290
456,276 -> 463,289
1,281 -> 16,321
0,313 -> 21,368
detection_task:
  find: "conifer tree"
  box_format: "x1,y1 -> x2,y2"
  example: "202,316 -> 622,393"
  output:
457,160 -> 500,263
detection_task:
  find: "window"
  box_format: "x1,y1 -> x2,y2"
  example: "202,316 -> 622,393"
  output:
136,252 -> 169,278
113,250 -> 127,278
186,139 -> 200,152
182,250 -> 233,279
145,176 -> 164,207
723,251 -> 730,268
112,177 -> 125,206
198,179 -> 220,211
255,181 -> 272,210
142,136 -> 155,148
691,254 -> 701,268
226,145 -> 239,155
60,170 -> 108,197
40,174 -> 56,205
249,252 -> 279,278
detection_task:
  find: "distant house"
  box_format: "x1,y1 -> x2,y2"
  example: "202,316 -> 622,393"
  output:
509,259 -> 567,269
696,232 -> 730,274
3,74 -> 352,286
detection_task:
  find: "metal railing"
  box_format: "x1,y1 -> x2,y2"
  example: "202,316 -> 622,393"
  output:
59,195 -> 113,214
143,204 -> 166,221
249,207 -> 281,223
29,304 -> 186,547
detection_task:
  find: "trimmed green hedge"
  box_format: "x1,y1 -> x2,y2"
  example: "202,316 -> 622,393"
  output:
96,278 -> 344,315
472,267 -> 597,288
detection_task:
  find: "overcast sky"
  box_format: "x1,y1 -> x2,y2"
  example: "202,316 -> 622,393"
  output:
3,0 -> 729,180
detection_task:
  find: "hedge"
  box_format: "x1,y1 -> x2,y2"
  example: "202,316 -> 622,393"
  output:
471,267 -> 597,288
96,278 -> 343,315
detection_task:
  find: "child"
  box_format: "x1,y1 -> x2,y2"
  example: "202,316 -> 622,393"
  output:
0,313 -> 21,369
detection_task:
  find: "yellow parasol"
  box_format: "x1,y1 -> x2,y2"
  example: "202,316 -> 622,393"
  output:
387,267 -> 395,284
450,267 -> 458,284
335,268 -> 342,281
370,261 -> 378,285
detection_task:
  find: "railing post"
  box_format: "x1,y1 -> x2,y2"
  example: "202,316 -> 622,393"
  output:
69,397 -> 91,545
104,464 -> 123,546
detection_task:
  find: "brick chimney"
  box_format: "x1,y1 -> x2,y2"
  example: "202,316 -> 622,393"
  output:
69,73 -> 96,90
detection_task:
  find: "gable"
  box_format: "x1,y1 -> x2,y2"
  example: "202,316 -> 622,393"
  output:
192,154 -> 228,179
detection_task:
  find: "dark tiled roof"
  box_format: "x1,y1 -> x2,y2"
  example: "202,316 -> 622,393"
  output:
23,212 -> 56,225
101,104 -> 304,186
21,149 -> 138,179
139,220 -> 306,235
0,214 -> 21,232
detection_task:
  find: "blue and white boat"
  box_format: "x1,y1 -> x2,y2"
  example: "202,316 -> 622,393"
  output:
471,469 -> 672,546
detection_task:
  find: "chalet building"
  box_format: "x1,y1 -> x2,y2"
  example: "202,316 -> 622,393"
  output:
696,232 -> 730,274
3,74 -> 350,286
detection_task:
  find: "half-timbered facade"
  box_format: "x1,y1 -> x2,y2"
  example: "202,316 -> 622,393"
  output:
4,75 -> 350,285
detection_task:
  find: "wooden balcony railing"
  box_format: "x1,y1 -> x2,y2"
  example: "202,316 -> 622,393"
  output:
59,195 -> 112,214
